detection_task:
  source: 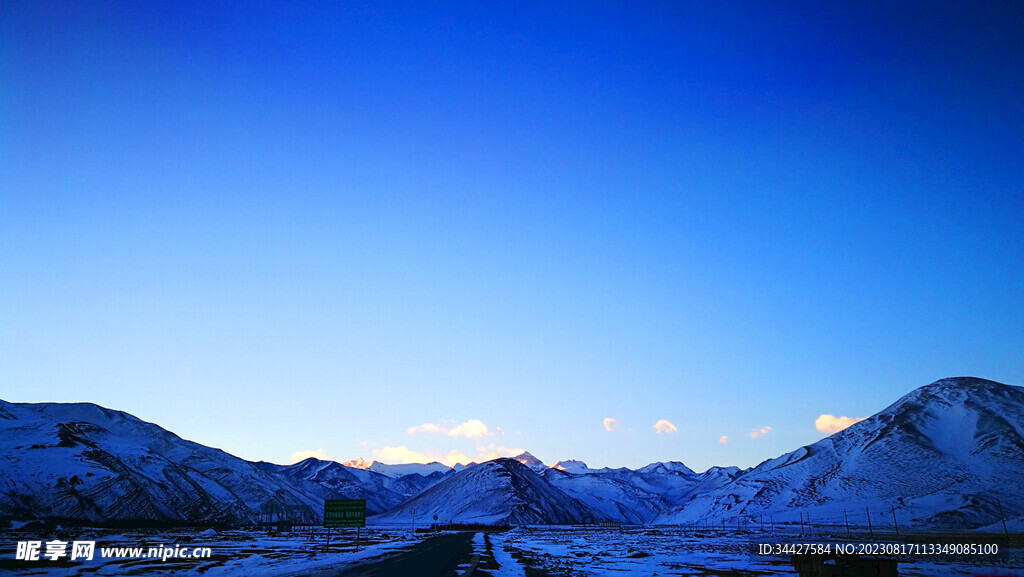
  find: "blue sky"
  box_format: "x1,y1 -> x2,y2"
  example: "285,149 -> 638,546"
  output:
2,1 -> 1022,471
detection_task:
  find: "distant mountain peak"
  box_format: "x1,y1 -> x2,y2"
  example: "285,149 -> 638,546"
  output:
552,459 -> 589,472
637,461 -> 696,475
371,456 -> 606,525
365,460 -> 453,478
342,457 -> 372,469
513,451 -> 547,472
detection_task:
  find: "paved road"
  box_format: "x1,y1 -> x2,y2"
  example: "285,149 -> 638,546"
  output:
331,532 -> 475,577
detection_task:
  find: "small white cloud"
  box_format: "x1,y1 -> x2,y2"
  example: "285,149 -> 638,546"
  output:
449,419 -> 489,438
372,445 -> 438,464
815,414 -> 866,434
407,419 -> 490,438
653,419 -> 677,434
407,423 -> 445,435
603,418 -> 618,432
750,426 -> 772,439
718,435 -> 729,444
290,448 -> 329,464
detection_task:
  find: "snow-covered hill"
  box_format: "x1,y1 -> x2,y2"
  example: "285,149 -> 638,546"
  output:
638,461 -> 697,475
4,376 -> 1019,529
259,458 -> 440,514
552,459 -> 591,472
369,458 -> 609,525
541,467 -> 673,523
0,401 -> 410,523
655,377 -> 1024,529
541,462 -> 739,523
359,460 -> 455,478
512,451 -> 547,473
0,400 -> 329,524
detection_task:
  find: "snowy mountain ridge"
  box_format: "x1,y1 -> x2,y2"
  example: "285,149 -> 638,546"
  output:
369,458 -> 608,525
0,400 -> 425,524
654,377 -> 1024,529
3,377 -> 1020,528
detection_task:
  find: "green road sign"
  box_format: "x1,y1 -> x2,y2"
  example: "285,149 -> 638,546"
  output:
323,499 -> 366,528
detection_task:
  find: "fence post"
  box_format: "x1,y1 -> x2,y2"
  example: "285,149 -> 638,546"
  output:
891,506 -> 899,538
997,499 -> 1009,541
866,507 -> 873,539
844,509 -> 850,537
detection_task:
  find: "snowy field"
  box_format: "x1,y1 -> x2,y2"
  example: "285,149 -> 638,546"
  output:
482,526 -> 1024,577
0,526 -> 415,576
3,525 -> 1023,576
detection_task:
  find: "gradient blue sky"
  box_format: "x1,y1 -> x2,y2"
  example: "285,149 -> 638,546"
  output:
3,1 -> 1022,471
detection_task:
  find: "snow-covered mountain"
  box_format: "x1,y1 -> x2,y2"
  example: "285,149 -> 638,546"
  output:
0,400 -> 330,524
541,467 -> 673,523
259,458 -> 441,514
5,376 -> 1019,529
0,400 -> 427,523
355,460 -> 454,479
512,451 -> 547,472
552,459 -> 592,472
370,458 -> 609,525
637,461 -> 697,475
655,377 -> 1024,529
541,463 -> 739,523
341,457 -> 372,469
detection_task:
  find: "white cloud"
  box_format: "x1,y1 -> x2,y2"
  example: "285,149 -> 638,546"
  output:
449,419 -> 490,438
290,448 -> 329,464
653,419 -> 677,434
750,426 -> 772,439
815,414 -> 866,434
407,419 -> 490,438
373,445 -> 433,464
407,423 -> 444,435
718,435 -> 729,444
603,418 -> 618,432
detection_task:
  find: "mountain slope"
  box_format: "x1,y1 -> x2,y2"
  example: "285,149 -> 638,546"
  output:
258,458 -> 437,514
541,467 -> 672,523
541,463 -> 740,523
369,458 -> 608,525
360,461 -> 454,479
655,377 -> 1024,529
0,401 -> 400,523
512,451 -> 547,473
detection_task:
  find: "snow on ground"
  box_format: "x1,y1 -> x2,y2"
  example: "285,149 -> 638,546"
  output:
486,526 -> 1024,576
488,531 -> 527,577
5,525 -> 1021,576
0,526 -> 415,576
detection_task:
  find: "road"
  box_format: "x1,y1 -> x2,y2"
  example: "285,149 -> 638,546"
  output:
331,532 -> 476,577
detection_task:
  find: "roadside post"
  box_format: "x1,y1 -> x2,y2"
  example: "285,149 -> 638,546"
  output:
324,499 -> 367,552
